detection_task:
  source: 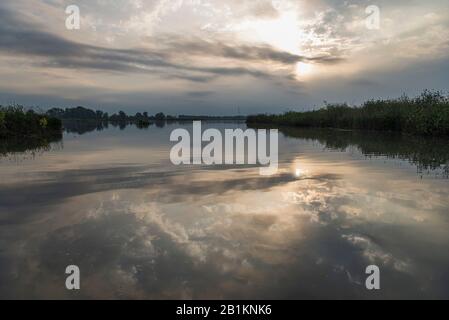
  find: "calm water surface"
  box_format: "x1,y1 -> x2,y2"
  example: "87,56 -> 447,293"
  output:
0,122 -> 448,299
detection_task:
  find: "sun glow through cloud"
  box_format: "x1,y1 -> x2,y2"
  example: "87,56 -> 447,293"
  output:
233,12 -> 304,55
295,62 -> 315,78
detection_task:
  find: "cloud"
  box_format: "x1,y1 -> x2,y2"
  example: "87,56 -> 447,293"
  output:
0,2 -> 345,91
248,1 -> 279,19
154,36 -> 306,64
0,6 -> 281,82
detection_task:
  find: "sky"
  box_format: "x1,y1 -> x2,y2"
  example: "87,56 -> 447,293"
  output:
0,0 -> 448,115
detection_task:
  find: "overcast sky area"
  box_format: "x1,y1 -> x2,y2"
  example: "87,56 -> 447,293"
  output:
0,0 -> 448,115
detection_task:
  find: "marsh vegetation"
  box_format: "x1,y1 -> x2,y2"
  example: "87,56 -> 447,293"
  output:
247,91 -> 449,136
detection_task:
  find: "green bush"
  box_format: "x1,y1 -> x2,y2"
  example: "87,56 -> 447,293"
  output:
0,105 -> 62,138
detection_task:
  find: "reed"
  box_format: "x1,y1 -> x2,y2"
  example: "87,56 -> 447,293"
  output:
247,90 -> 449,136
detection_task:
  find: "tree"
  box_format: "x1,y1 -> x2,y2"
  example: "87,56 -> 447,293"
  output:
155,112 -> 166,121
135,112 -> 143,120
118,111 -> 127,120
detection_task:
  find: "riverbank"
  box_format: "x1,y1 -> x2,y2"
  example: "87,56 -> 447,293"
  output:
0,106 -> 62,139
247,91 -> 449,136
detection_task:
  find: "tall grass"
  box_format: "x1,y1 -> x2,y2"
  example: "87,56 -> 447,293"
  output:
0,105 -> 62,138
247,90 -> 449,136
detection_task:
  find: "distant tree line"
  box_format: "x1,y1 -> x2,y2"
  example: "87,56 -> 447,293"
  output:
46,107 -> 172,128
46,107 -> 179,122
46,106 -> 246,123
247,90 -> 449,136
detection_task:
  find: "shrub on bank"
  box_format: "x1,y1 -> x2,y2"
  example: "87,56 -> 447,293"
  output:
0,105 -> 62,138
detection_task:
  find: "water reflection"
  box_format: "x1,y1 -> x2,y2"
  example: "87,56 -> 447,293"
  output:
0,123 -> 448,299
251,125 -> 449,178
63,120 -> 152,135
0,134 -> 62,160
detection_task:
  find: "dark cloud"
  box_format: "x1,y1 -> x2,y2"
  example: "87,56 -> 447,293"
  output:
153,35 -> 344,65
162,73 -> 216,83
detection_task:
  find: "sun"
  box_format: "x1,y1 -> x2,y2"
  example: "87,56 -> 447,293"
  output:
295,62 -> 315,78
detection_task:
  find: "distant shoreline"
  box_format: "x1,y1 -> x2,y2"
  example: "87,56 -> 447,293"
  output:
3,90 -> 449,139
46,107 -> 247,123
